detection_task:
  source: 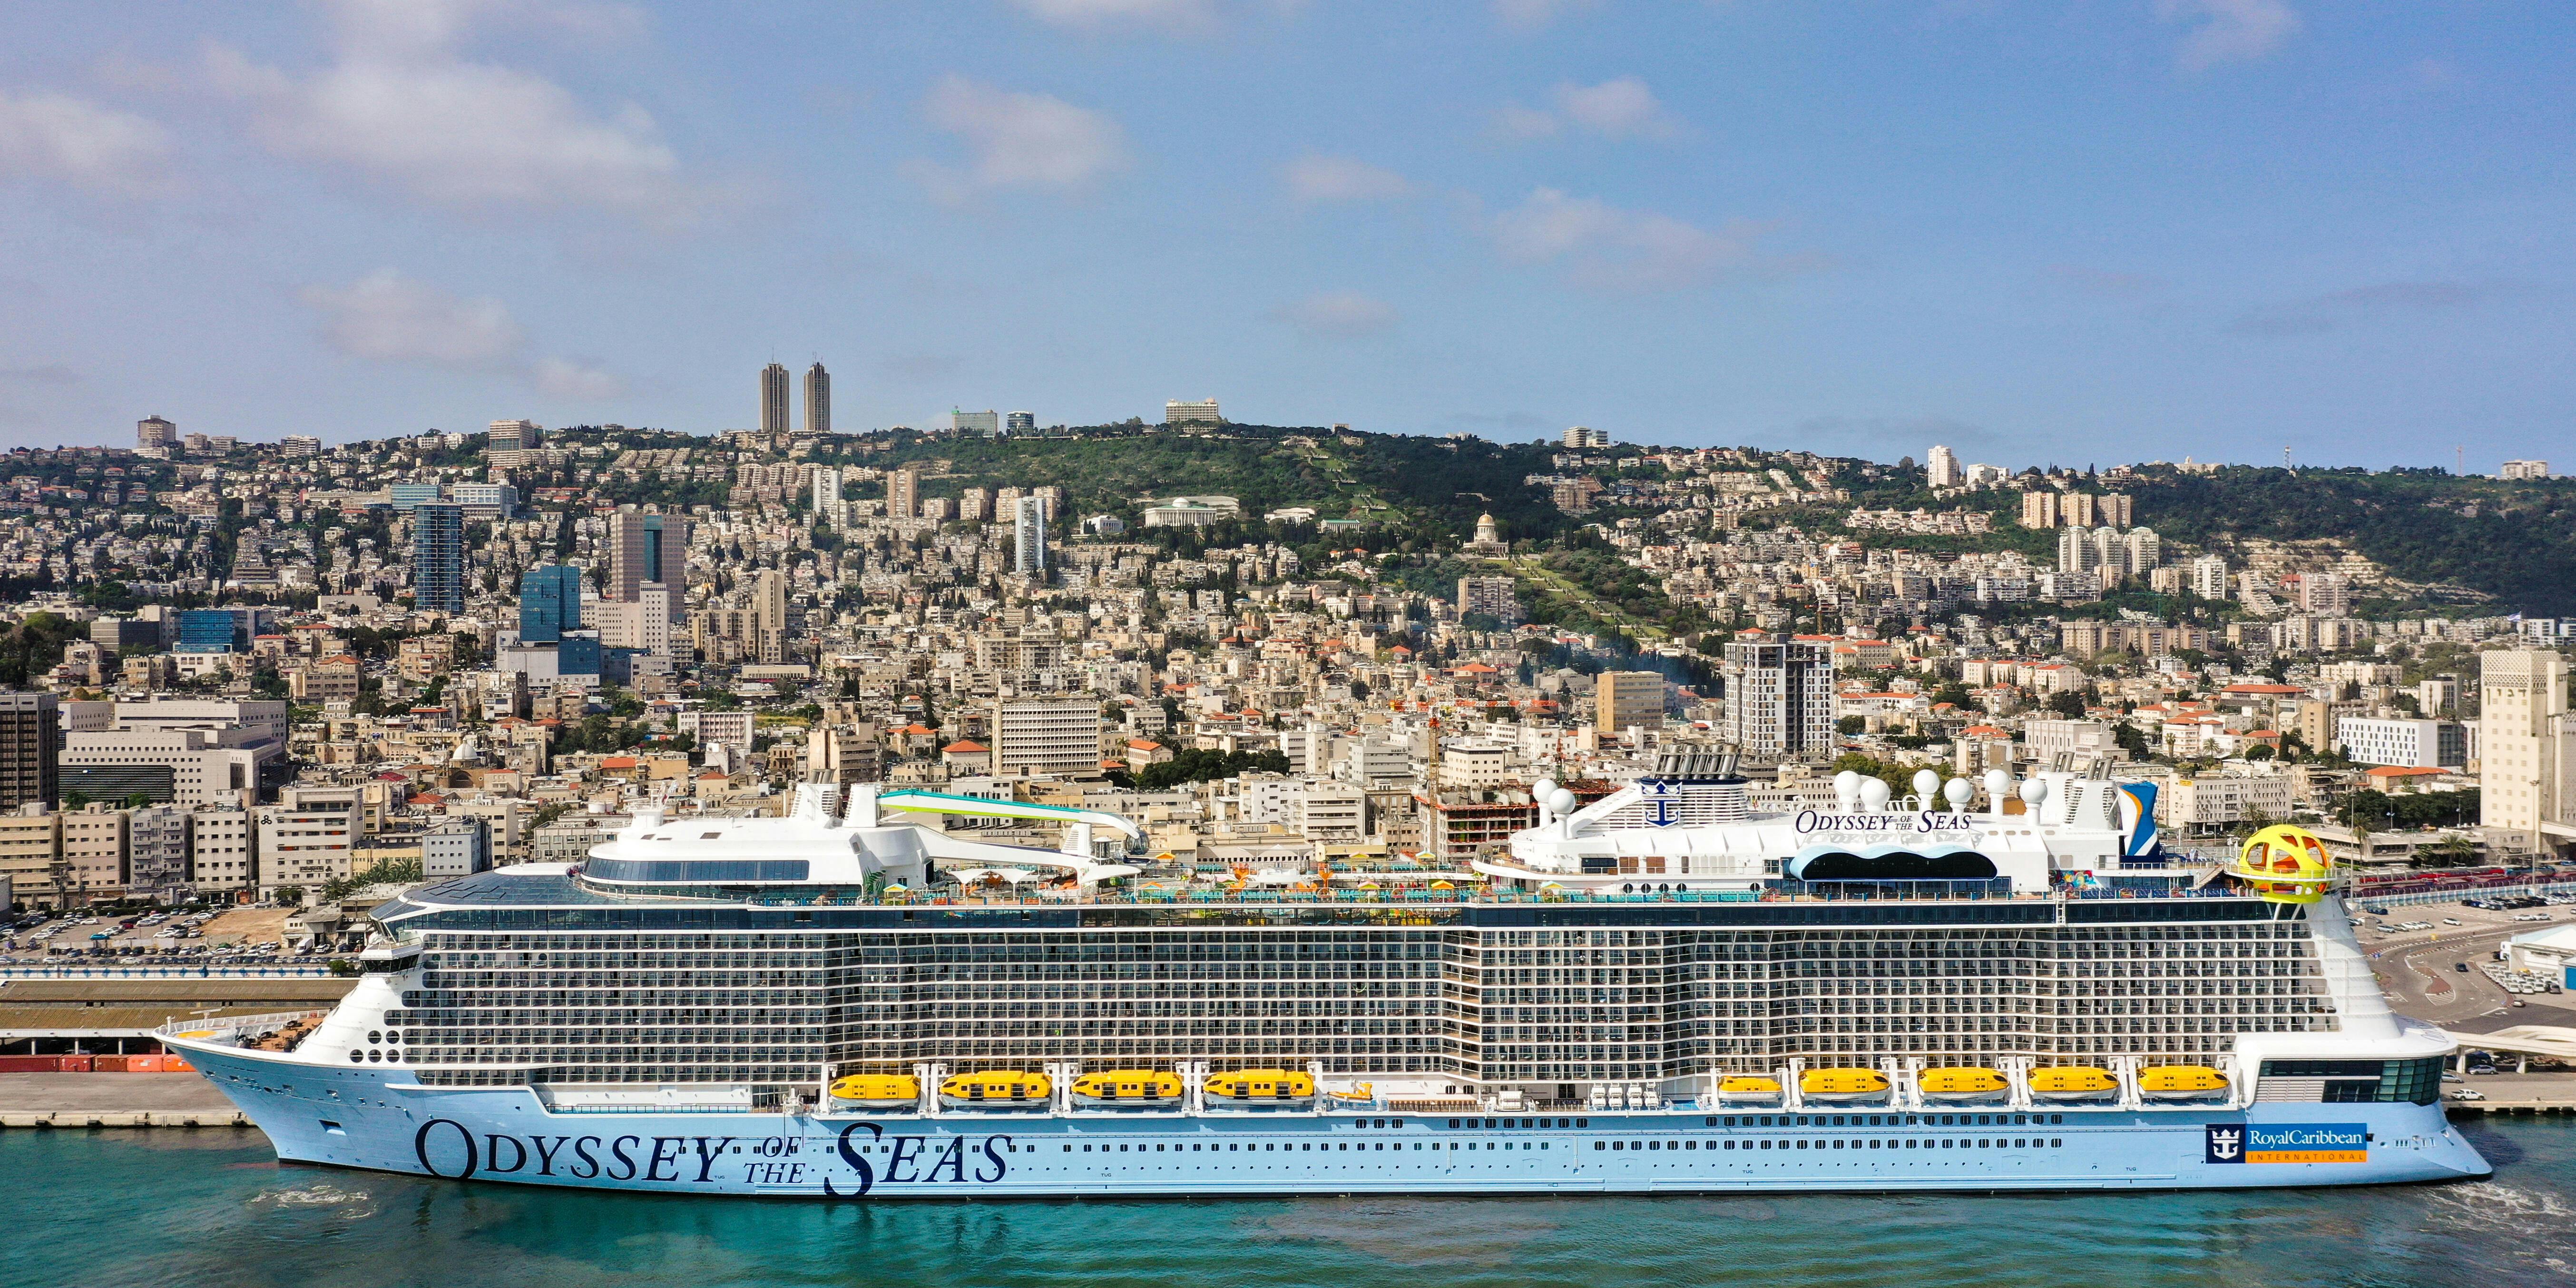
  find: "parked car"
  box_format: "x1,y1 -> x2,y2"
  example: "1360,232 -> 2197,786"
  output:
2457,962 -> 2472,973
2450,1089 -> 2487,1101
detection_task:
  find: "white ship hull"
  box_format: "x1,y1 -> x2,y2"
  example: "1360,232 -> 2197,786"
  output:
174,1040 -> 2489,1198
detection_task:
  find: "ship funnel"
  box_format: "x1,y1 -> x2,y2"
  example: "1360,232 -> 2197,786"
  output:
844,783 -> 880,828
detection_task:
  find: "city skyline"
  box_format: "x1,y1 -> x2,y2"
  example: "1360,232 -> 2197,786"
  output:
2,4 -> 2574,469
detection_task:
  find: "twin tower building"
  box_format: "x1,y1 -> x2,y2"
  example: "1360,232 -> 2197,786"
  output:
761,362 -> 830,435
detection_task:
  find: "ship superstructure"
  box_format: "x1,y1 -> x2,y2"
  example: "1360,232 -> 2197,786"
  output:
164,773 -> 2489,1197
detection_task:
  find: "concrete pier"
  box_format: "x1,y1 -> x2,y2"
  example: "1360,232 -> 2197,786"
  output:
0,1072 -> 258,1131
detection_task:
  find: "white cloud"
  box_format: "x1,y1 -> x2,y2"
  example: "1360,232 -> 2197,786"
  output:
1492,0 -> 1601,34
205,0 -> 710,222
1487,188 -> 1801,292
1491,104 -> 1560,141
1281,154 -> 1410,202
1495,78 -> 1680,143
300,268 -> 621,399
1271,290 -> 1398,337
530,355 -> 624,399
1012,0 -> 1217,31
1552,77 -> 1678,139
911,75 -> 1129,202
0,91 -> 174,195
2157,0 -> 2301,71
302,269 -> 523,365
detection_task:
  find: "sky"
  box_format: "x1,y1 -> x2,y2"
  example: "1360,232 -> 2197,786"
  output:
0,0 -> 2571,471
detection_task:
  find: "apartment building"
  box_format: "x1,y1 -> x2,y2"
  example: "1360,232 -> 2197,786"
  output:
255,803 -> 361,898
0,807 -> 61,908
190,807 -> 256,900
990,699 -> 1103,777
60,803 -> 128,905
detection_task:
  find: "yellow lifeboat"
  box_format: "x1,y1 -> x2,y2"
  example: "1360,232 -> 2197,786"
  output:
827,1072 -> 921,1108
1069,1070 -> 1183,1105
1204,1069 -> 1316,1103
2027,1066 -> 2119,1101
1917,1067 -> 2009,1102
1325,1082 -> 1377,1105
1798,1068 -> 1890,1103
938,1070 -> 1053,1108
1715,1075 -> 1784,1102
2139,1065 -> 2230,1100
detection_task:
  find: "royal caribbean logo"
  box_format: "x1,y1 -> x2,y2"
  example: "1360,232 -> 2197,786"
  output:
2207,1122 -> 2366,1164
1639,778 -> 1680,828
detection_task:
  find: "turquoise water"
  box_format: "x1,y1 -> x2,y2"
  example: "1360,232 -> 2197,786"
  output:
3,1121 -> 2571,1288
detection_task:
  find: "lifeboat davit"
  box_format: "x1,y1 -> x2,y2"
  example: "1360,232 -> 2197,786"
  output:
1917,1067 -> 2009,1102
2139,1065 -> 2230,1100
1070,1070 -> 1183,1106
1715,1075 -> 1784,1103
1204,1069 -> 1316,1104
2027,1066 -> 2119,1101
827,1073 -> 921,1108
938,1070 -> 1053,1109
1798,1068 -> 1890,1103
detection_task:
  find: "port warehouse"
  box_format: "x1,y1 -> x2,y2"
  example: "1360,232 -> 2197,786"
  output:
0,978 -> 354,1060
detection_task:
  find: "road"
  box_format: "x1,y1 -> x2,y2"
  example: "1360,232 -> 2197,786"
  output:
2370,899 -> 2576,1033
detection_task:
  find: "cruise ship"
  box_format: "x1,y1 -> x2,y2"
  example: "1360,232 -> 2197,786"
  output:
165,758 -> 2490,1197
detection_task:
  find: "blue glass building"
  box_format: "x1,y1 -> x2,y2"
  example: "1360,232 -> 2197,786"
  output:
519,565 -> 585,643
176,609 -> 245,652
557,631 -> 603,677
413,503 -> 466,614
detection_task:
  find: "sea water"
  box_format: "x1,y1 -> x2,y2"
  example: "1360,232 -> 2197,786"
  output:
3,1118 -> 2571,1288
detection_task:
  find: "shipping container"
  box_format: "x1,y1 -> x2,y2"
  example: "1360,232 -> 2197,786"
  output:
0,1055 -> 57,1073
159,1054 -> 193,1073
92,1055 -> 129,1073
55,1056 -> 93,1073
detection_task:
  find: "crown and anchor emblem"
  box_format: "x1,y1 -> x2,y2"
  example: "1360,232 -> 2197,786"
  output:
1639,778 -> 1681,828
2206,1127 -> 2243,1162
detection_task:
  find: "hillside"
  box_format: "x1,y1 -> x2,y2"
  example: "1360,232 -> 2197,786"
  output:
825,424 -> 1581,548
774,426 -> 2576,619
2122,467 -> 2576,618
1808,460 -> 2576,619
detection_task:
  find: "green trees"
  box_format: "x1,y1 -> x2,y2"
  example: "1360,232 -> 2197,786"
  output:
0,611 -> 84,686
1133,747 -> 1291,790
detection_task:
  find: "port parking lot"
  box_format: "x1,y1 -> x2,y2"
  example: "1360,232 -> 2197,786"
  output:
2371,895 -> 2576,1033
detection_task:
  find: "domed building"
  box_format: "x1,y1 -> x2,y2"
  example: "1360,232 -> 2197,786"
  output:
1464,511 -> 1508,557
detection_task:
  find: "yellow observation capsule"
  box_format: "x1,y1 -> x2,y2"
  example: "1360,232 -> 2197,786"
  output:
2231,825 -> 2334,904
